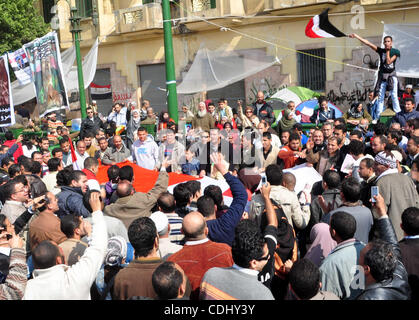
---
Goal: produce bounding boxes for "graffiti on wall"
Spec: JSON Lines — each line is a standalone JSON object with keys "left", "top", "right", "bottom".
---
{"left": 248, "top": 78, "right": 287, "bottom": 104}
{"left": 327, "top": 80, "right": 375, "bottom": 106}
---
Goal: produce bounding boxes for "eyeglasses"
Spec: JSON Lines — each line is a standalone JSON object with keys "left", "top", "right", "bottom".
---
{"left": 202, "top": 135, "right": 209, "bottom": 138}
{"left": 256, "top": 252, "right": 270, "bottom": 261}
{"left": 13, "top": 185, "right": 29, "bottom": 194}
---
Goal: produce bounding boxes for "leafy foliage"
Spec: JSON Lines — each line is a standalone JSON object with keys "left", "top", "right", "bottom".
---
{"left": 0, "top": 0, "right": 50, "bottom": 54}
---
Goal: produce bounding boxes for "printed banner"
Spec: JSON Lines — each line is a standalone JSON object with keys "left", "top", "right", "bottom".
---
{"left": 24, "top": 32, "right": 69, "bottom": 117}
{"left": 0, "top": 55, "right": 15, "bottom": 127}
{"left": 8, "top": 48, "right": 32, "bottom": 85}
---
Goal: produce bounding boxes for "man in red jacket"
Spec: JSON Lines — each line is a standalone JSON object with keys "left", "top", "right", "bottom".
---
{"left": 3, "top": 132, "right": 23, "bottom": 163}
{"left": 278, "top": 132, "right": 305, "bottom": 169}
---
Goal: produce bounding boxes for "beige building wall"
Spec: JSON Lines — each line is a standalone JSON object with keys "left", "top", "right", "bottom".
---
{"left": 51, "top": 0, "right": 419, "bottom": 111}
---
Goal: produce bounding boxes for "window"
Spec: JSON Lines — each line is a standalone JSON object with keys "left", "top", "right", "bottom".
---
{"left": 76, "top": 0, "right": 93, "bottom": 18}
{"left": 405, "top": 77, "right": 419, "bottom": 87}
{"left": 138, "top": 64, "right": 167, "bottom": 114}
{"left": 42, "top": 0, "right": 55, "bottom": 23}
{"left": 192, "top": 0, "right": 216, "bottom": 12}
{"left": 297, "top": 48, "right": 326, "bottom": 92}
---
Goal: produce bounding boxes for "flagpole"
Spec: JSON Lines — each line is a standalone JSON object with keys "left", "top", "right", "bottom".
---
{"left": 69, "top": 5, "right": 87, "bottom": 120}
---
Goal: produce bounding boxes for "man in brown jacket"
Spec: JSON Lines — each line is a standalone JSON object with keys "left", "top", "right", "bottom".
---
{"left": 29, "top": 192, "right": 67, "bottom": 250}
{"left": 113, "top": 217, "right": 163, "bottom": 300}
{"left": 103, "top": 166, "right": 169, "bottom": 229}
{"left": 191, "top": 102, "right": 215, "bottom": 133}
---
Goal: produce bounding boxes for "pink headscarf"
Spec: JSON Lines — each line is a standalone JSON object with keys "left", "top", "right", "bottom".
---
{"left": 304, "top": 223, "right": 337, "bottom": 267}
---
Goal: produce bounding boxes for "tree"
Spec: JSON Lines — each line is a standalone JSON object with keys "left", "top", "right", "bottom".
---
{"left": 0, "top": 0, "right": 50, "bottom": 54}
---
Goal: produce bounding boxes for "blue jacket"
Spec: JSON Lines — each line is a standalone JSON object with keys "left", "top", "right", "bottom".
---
{"left": 207, "top": 173, "right": 247, "bottom": 246}
{"left": 56, "top": 186, "right": 91, "bottom": 218}
{"left": 0, "top": 143, "right": 18, "bottom": 164}
{"left": 310, "top": 108, "right": 336, "bottom": 124}
{"left": 392, "top": 110, "right": 419, "bottom": 128}
{"left": 181, "top": 158, "right": 200, "bottom": 176}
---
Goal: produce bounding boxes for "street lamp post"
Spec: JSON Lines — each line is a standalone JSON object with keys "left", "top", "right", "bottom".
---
{"left": 69, "top": 6, "right": 87, "bottom": 119}
{"left": 162, "top": 0, "right": 178, "bottom": 123}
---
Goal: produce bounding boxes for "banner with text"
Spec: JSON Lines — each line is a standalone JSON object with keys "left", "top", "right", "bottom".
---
{"left": 0, "top": 55, "right": 15, "bottom": 127}
{"left": 24, "top": 32, "right": 69, "bottom": 117}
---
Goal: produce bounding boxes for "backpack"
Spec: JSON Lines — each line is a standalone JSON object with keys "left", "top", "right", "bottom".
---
{"left": 261, "top": 199, "right": 298, "bottom": 280}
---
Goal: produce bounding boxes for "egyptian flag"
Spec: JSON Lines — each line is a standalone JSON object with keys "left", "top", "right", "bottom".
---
{"left": 305, "top": 9, "right": 346, "bottom": 38}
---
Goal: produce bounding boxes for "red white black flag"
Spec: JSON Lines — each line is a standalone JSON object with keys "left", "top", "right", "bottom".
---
{"left": 305, "top": 9, "right": 346, "bottom": 38}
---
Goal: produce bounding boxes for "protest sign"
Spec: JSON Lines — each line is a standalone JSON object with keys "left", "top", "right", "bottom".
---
{"left": 0, "top": 55, "right": 15, "bottom": 127}
{"left": 24, "top": 32, "right": 69, "bottom": 117}
{"left": 8, "top": 48, "right": 32, "bottom": 85}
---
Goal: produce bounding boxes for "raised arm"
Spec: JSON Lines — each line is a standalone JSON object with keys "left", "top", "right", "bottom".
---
{"left": 349, "top": 33, "right": 378, "bottom": 52}
{"left": 261, "top": 182, "right": 278, "bottom": 228}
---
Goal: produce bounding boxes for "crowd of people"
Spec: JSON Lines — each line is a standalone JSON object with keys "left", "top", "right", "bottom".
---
{"left": 0, "top": 76, "right": 418, "bottom": 301}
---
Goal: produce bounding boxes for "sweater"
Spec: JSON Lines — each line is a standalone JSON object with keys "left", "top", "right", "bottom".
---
{"left": 191, "top": 113, "right": 216, "bottom": 132}
{"left": 23, "top": 210, "right": 108, "bottom": 300}
{"left": 200, "top": 264, "right": 275, "bottom": 300}
{"left": 206, "top": 173, "right": 247, "bottom": 246}
{"left": 0, "top": 248, "right": 27, "bottom": 300}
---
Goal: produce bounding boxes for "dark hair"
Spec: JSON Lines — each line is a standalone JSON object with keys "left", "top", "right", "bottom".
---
{"left": 70, "top": 170, "right": 86, "bottom": 186}
{"left": 374, "top": 134, "right": 388, "bottom": 145}
{"left": 3, "top": 179, "right": 21, "bottom": 200}
{"left": 289, "top": 132, "right": 301, "bottom": 143}
{"left": 341, "top": 177, "right": 361, "bottom": 202}
{"left": 157, "top": 192, "right": 176, "bottom": 213}
{"left": 323, "top": 170, "right": 341, "bottom": 189}
{"left": 20, "top": 157, "right": 33, "bottom": 172}
{"left": 84, "top": 157, "right": 99, "bottom": 170}
{"left": 373, "top": 123, "right": 388, "bottom": 136}
{"left": 330, "top": 211, "right": 356, "bottom": 241}
{"left": 59, "top": 136, "right": 70, "bottom": 145}
{"left": 262, "top": 131, "right": 272, "bottom": 140}
{"left": 47, "top": 158, "right": 62, "bottom": 172}
{"left": 347, "top": 140, "right": 364, "bottom": 157}
{"left": 31, "top": 151, "right": 42, "bottom": 160}
{"left": 334, "top": 123, "right": 347, "bottom": 134}
{"left": 159, "top": 111, "right": 170, "bottom": 123}
{"left": 60, "top": 214, "right": 82, "bottom": 238}
{"left": 137, "top": 126, "right": 147, "bottom": 133}
{"left": 0, "top": 214, "right": 7, "bottom": 231}
{"left": 128, "top": 217, "right": 157, "bottom": 258}
{"left": 32, "top": 240, "right": 60, "bottom": 269}
{"left": 30, "top": 161, "right": 42, "bottom": 175}
{"left": 173, "top": 183, "right": 191, "bottom": 208}
{"left": 318, "top": 96, "right": 327, "bottom": 105}
{"left": 404, "top": 97, "right": 415, "bottom": 105}
{"left": 5, "top": 131, "right": 14, "bottom": 141}
{"left": 401, "top": 207, "right": 419, "bottom": 236}
{"left": 1, "top": 156, "right": 13, "bottom": 168}
{"left": 119, "top": 165, "right": 134, "bottom": 182}
{"left": 265, "top": 164, "right": 283, "bottom": 186}
{"left": 107, "top": 165, "right": 120, "bottom": 182}
{"left": 83, "top": 131, "right": 95, "bottom": 139}
{"left": 203, "top": 185, "right": 223, "bottom": 208}
{"left": 51, "top": 147, "right": 63, "bottom": 157}
{"left": 364, "top": 239, "right": 397, "bottom": 282}
{"left": 384, "top": 35, "right": 393, "bottom": 41}
{"left": 231, "top": 220, "right": 264, "bottom": 268}
{"left": 26, "top": 175, "right": 47, "bottom": 199}
{"left": 388, "top": 130, "right": 402, "bottom": 144}
{"left": 361, "top": 157, "right": 375, "bottom": 169}
{"left": 82, "top": 189, "right": 101, "bottom": 213}
{"left": 56, "top": 167, "right": 73, "bottom": 187}
{"left": 350, "top": 130, "right": 363, "bottom": 140}
{"left": 8, "top": 164, "right": 21, "bottom": 179}
{"left": 409, "top": 135, "right": 419, "bottom": 146}
{"left": 197, "top": 195, "right": 215, "bottom": 218}
{"left": 184, "top": 180, "right": 201, "bottom": 198}
{"left": 152, "top": 261, "right": 183, "bottom": 300}
{"left": 289, "top": 259, "right": 320, "bottom": 300}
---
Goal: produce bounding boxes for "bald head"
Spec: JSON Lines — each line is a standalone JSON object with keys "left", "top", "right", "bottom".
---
{"left": 282, "top": 172, "right": 296, "bottom": 191}
{"left": 116, "top": 180, "right": 133, "bottom": 198}
{"left": 181, "top": 212, "right": 207, "bottom": 240}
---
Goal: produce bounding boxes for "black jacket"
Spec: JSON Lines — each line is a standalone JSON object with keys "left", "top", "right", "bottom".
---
{"left": 80, "top": 116, "right": 104, "bottom": 139}
{"left": 199, "top": 141, "right": 235, "bottom": 175}
{"left": 357, "top": 217, "right": 411, "bottom": 300}
{"left": 252, "top": 101, "right": 275, "bottom": 125}
{"left": 399, "top": 237, "right": 419, "bottom": 300}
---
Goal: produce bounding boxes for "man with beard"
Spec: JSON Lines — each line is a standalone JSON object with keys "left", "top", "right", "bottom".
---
{"left": 192, "top": 102, "right": 216, "bottom": 133}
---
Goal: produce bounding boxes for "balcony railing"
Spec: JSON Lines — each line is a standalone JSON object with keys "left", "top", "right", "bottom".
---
{"left": 116, "top": 3, "right": 163, "bottom": 34}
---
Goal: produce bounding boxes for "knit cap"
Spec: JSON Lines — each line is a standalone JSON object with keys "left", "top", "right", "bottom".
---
{"left": 105, "top": 236, "right": 127, "bottom": 266}
{"left": 375, "top": 151, "right": 397, "bottom": 169}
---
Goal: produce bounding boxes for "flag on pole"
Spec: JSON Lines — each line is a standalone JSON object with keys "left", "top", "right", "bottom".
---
{"left": 305, "top": 9, "right": 346, "bottom": 38}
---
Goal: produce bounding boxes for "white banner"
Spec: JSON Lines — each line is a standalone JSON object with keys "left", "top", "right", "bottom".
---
{"left": 8, "top": 48, "right": 32, "bottom": 85}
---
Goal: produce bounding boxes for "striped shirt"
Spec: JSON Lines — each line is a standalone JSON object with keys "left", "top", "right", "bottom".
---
{"left": 165, "top": 212, "right": 184, "bottom": 245}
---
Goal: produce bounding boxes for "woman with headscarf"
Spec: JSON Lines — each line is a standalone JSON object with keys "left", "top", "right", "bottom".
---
{"left": 125, "top": 108, "right": 142, "bottom": 150}
{"left": 277, "top": 109, "right": 296, "bottom": 134}
{"left": 343, "top": 101, "right": 372, "bottom": 125}
{"left": 238, "top": 168, "right": 262, "bottom": 219}
{"left": 304, "top": 223, "right": 337, "bottom": 267}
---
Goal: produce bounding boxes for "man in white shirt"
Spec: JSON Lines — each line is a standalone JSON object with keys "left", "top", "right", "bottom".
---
{"left": 73, "top": 140, "right": 89, "bottom": 170}
{"left": 107, "top": 103, "right": 127, "bottom": 127}
{"left": 23, "top": 192, "right": 107, "bottom": 300}
{"left": 131, "top": 127, "right": 159, "bottom": 170}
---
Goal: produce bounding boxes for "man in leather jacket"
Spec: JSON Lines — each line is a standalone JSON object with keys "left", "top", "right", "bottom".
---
{"left": 357, "top": 193, "right": 411, "bottom": 300}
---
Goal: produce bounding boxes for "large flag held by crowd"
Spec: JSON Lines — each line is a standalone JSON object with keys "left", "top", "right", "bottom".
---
{"left": 23, "top": 32, "right": 69, "bottom": 117}
{"left": 0, "top": 55, "right": 15, "bottom": 127}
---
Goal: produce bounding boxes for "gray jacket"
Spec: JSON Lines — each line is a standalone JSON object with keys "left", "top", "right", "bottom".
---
{"left": 101, "top": 144, "right": 131, "bottom": 165}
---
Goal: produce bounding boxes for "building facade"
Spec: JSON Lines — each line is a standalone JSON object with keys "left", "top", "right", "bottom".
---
{"left": 37, "top": 0, "right": 419, "bottom": 116}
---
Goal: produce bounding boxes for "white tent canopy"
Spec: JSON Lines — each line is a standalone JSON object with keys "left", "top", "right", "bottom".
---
{"left": 383, "top": 24, "right": 419, "bottom": 78}
{"left": 12, "top": 38, "right": 99, "bottom": 106}
{"left": 177, "top": 44, "right": 279, "bottom": 94}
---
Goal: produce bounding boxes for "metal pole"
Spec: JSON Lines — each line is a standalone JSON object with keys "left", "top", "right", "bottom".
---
{"left": 162, "top": 0, "right": 178, "bottom": 123}
{"left": 70, "top": 6, "right": 87, "bottom": 119}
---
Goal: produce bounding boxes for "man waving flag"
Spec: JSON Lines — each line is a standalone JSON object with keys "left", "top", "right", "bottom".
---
{"left": 305, "top": 9, "right": 346, "bottom": 38}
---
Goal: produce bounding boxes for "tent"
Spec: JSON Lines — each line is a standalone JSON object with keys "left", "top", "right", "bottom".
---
{"left": 177, "top": 44, "right": 279, "bottom": 94}
{"left": 296, "top": 99, "right": 343, "bottom": 123}
{"left": 270, "top": 86, "right": 322, "bottom": 105}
